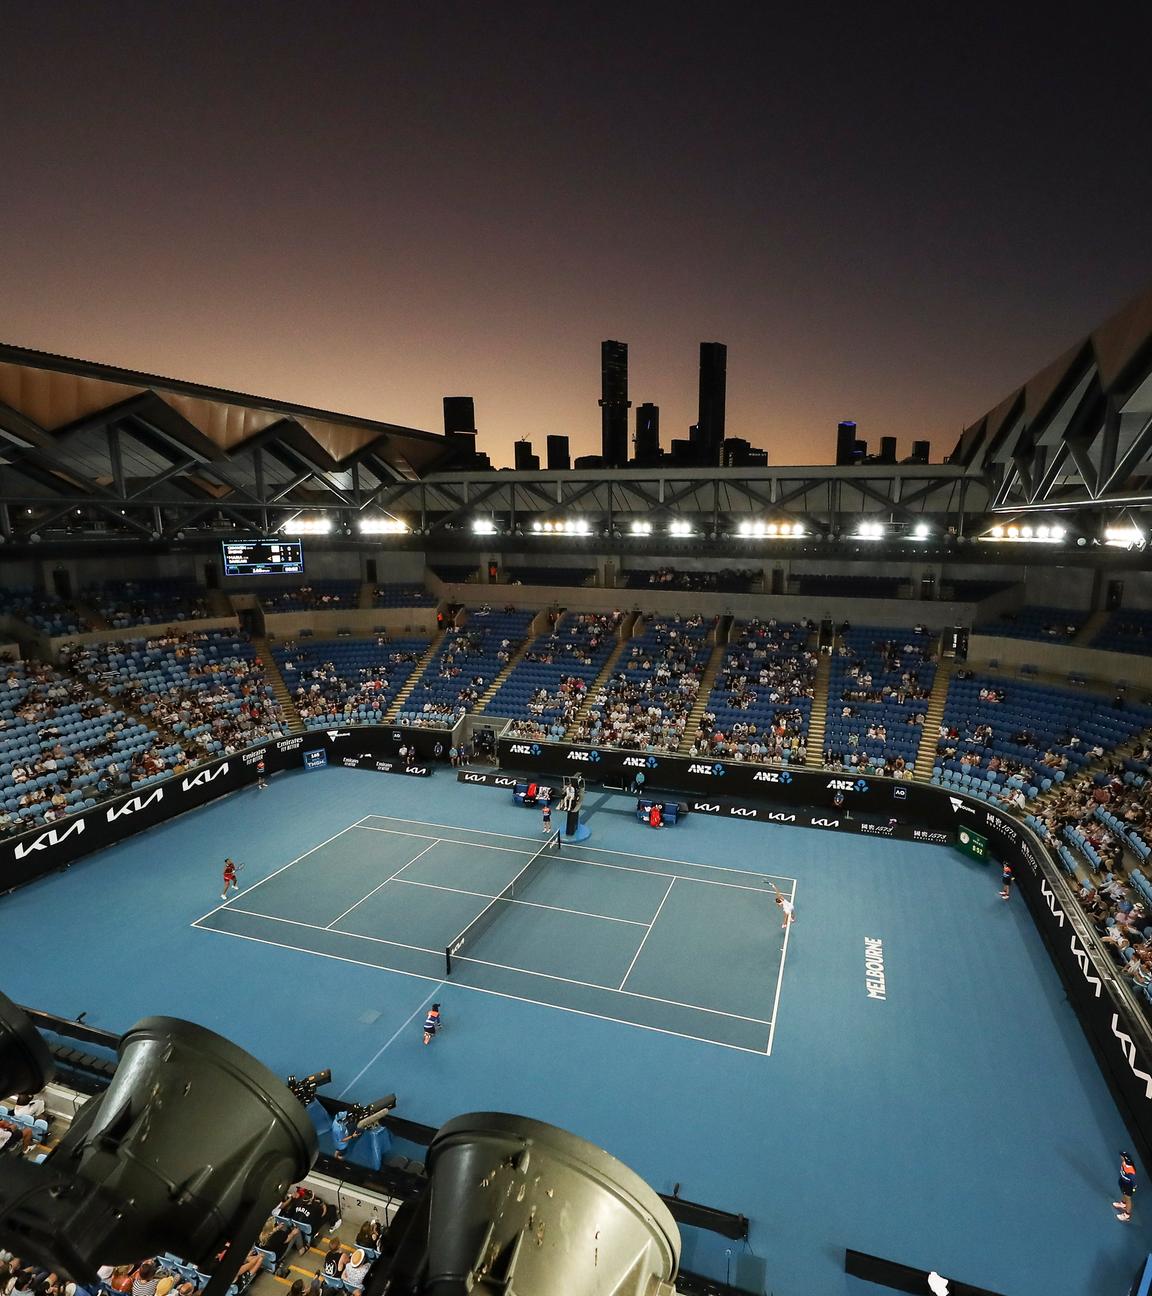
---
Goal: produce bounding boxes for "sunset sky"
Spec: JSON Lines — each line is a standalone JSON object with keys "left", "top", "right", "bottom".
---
{"left": 2, "top": 4, "right": 1149, "bottom": 467}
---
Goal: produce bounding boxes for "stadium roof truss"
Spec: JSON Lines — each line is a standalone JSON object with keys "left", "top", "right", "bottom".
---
{"left": 0, "top": 285, "right": 1150, "bottom": 549}
{"left": 0, "top": 344, "right": 452, "bottom": 542}
{"left": 948, "top": 284, "right": 1152, "bottom": 524}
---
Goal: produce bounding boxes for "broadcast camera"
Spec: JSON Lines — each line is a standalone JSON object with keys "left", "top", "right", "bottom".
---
{"left": 286, "top": 1068, "right": 333, "bottom": 1106}
{"left": 344, "top": 1093, "right": 398, "bottom": 1133}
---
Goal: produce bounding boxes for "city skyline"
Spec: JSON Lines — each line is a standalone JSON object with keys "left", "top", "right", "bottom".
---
{"left": 0, "top": 7, "right": 1148, "bottom": 469}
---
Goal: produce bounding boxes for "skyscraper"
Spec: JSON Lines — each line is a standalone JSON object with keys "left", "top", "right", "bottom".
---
{"left": 835, "top": 420, "right": 858, "bottom": 466}
{"left": 442, "top": 396, "right": 476, "bottom": 436}
{"left": 599, "top": 340, "right": 630, "bottom": 468}
{"left": 514, "top": 439, "right": 540, "bottom": 471}
{"left": 634, "top": 403, "right": 661, "bottom": 466}
{"left": 546, "top": 434, "right": 571, "bottom": 470}
{"left": 696, "top": 342, "right": 727, "bottom": 467}
{"left": 877, "top": 436, "right": 898, "bottom": 464}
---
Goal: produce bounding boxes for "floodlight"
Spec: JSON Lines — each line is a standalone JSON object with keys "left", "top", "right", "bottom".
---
{"left": 0, "top": 989, "right": 53, "bottom": 1098}
{"left": 0, "top": 1009, "right": 317, "bottom": 1296}
{"left": 376, "top": 1112, "right": 680, "bottom": 1296}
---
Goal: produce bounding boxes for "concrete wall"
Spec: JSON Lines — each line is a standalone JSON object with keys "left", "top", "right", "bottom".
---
{"left": 262, "top": 608, "right": 438, "bottom": 641}
{"left": 967, "top": 633, "right": 1152, "bottom": 692}
{"left": 435, "top": 581, "right": 980, "bottom": 629}
{"left": 44, "top": 617, "right": 242, "bottom": 658}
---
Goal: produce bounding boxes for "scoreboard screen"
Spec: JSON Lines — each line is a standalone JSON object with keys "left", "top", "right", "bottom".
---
{"left": 221, "top": 538, "right": 305, "bottom": 577}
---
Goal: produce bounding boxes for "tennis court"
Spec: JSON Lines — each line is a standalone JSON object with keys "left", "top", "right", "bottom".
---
{"left": 192, "top": 813, "right": 795, "bottom": 1052}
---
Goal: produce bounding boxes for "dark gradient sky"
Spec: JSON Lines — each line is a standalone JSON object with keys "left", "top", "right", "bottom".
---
{"left": 2, "top": 4, "right": 1150, "bottom": 467}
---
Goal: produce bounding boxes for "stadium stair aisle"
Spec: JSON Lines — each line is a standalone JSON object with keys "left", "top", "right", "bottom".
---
{"left": 474, "top": 609, "right": 560, "bottom": 714}
{"left": 1073, "top": 607, "right": 1110, "bottom": 645}
{"left": 564, "top": 613, "right": 637, "bottom": 737}
{"left": 255, "top": 636, "right": 305, "bottom": 734}
{"left": 384, "top": 626, "right": 448, "bottom": 722}
{"left": 804, "top": 651, "right": 832, "bottom": 759}
{"left": 676, "top": 620, "right": 732, "bottom": 753}
{"left": 914, "top": 656, "right": 954, "bottom": 778}
{"left": 358, "top": 582, "right": 373, "bottom": 609}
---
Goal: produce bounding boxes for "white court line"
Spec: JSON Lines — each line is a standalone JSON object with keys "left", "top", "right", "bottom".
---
{"left": 325, "top": 841, "right": 439, "bottom": 929}
{"left": 199, "top": 906, "right": 772, "bottom": 1025}
{"left": 196, "top": 906, "right": 446, "bottom": 955}
{"left": 357, "top": 829, "right": 541, "bottom": 860}
{"left": 358, "top": 821, "right": 784, "bottom": 894}
{"left": 765, "top": 879, "right": 796, "bottom": 1057}
{"left": 191, "top": 921, "right": 771, "bottom": 1056}
{"left": 360, "top": 814, "right": 795, "bottom": 885}
{"left": 339, "top": 986, "right": 443, "bottom": 1096}
{"left": 191, "top": 818, "right": 369, "bottom": 925}
{"left": 617, "top": 878, "right": 675, "bottom": 991}
{"left": 385, "top": 876, "right": 649, "bottom": 926}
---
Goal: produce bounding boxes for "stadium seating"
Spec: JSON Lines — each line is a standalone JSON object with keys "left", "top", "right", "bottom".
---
{"left": 0, "top": 589, "right": 92, "bottom": 636}
{"left": 0, "top": 660, "right": 166, "bottom": 833}
{"left": 370, "top": 583, "right": 434, "bottom": 607}
{"left": 1092, "top": 607, "right": 1152, "bottom": 656}
{"left": 81, "top": 579, "right": 210, "bottom": 627}
{"left": 985, "top": 605, "right": 1084, "bottom": 643}
{"left": 823, "top": 627, "right": 935, "bottom": 774}
{"left": 273, "top": 637, "right": 428, "bottom": 727}
{"left": 65, "top": 631, "right": 285, "bottom": 769}
{"left": 932, "top": 675, "right": 1152, "bottom": 802}
{"left": 262, "top": 581, "right": 361, "bottom": 611}
{"left": 691, "top": 619, "right": 816, "bottom": 763}
{"left": 574, "top": 615, "right": 715, "bottom": 752}
{"left": 505, "top": 566, "right": 594, "bottom": 587}
{"left": 624, "top": 567, "right": 755, "bottom": 592}
{"left": 484, "top": 612, "right": 623, "bottom": 739}
{"left": 397, "top": 608, "right": 535, "bottom": 727}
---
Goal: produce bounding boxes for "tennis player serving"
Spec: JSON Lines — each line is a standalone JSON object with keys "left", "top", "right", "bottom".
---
{"left": 771, "top": 884, "right": 795, "bottom": 929}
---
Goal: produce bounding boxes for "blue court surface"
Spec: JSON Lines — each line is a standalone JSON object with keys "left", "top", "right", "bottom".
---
{"left": 194, "top": 815, "right": 794, "bottom": 1052}
{"left": 1, "top": 764, "right": 1147, "bottom": 1295}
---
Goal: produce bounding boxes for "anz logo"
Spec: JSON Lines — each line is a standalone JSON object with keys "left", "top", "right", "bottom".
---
{"left": 105, "top": 788, "right": 165, "bottom": 822}
{"left": 622, "top": 756, "right": 659, "bottom": 769}
{"left": 567, "top": 749, "right": 601, "bottom": 762}
{"left": 508, "top": 743, "right": 541, "bottom": 756}
{"left": 13, "top": 818, "right": 87, "bottom": 858}
{"left": 688, "top": 762, "right": 726, "bottom": 776}
{"left": 182, "top": 763, "right": 229, "bottom": 791}
{"left": 826, "top": 778, "right": 869, "bottom": 793}
{"left": 752, "top": 770, "right": 793, "bottom": 784}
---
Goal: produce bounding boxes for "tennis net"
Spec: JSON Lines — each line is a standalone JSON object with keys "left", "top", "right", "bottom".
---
{"left": 444, "top": 830, "right": 561, "bottom": 975}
